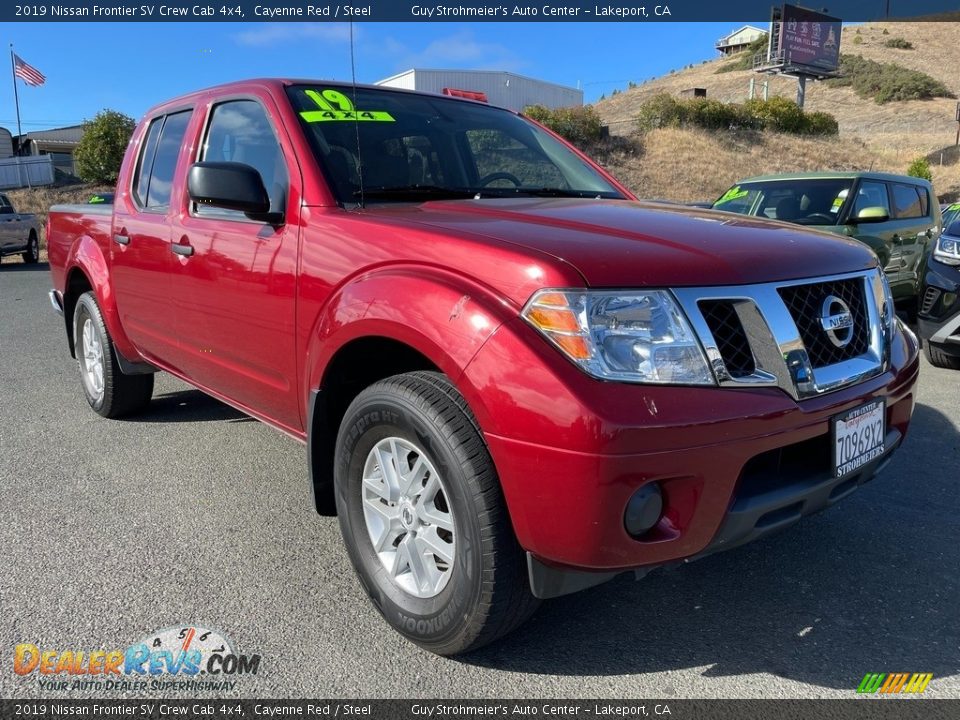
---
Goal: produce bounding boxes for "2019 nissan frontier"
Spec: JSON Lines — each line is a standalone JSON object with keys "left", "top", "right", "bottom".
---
{"left": 46, "top": 80, "right": 920, "bottom": 654}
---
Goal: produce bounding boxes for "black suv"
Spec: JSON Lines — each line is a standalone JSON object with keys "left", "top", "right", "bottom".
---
{"left": 918, "top": 212, "right": 960, "bottom": 369}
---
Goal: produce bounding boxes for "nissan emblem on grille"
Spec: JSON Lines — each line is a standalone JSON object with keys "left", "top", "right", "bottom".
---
{"left": 820, "top": 295, "right": 855, "bottom": 349}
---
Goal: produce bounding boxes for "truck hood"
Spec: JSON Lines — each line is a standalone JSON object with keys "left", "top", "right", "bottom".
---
{"left": 363, "top": 198, "right": 877, "bottom": 287}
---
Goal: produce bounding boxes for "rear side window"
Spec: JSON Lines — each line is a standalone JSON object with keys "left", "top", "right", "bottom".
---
{"left": 132, "top": 110, "right": 192, "bottom": 211}
{"left": 132, "top": 118, "right": 163, "bottom": 206}
{"left": 890, "top": 183, "right": 925, "bottom": 220}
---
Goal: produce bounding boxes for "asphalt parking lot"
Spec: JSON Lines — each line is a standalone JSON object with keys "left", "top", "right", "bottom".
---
{"left": 1, "top": 263, "right": 958, "bottom": 699}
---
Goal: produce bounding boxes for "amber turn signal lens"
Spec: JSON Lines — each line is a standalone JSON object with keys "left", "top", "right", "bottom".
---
{"left": 526, "top": 306, "right": 580, "bottom": 333}
{"left": 553, "top": 334, "right": 591, "bottom": 360}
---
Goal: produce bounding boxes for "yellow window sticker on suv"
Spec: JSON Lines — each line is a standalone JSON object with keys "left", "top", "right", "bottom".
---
{"left": 717, "top": 186, "right": 748, "bottom": 203}
{"left": 300, "top": 89, "right": 395, "bottom": 123}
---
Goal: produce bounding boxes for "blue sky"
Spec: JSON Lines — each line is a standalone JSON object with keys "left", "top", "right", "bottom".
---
{"left": 0, "top": 21, "right": 766, "bottom": 131}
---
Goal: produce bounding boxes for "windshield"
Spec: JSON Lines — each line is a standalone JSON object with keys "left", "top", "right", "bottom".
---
{"left": 712, "top": 178, "right": 855, "bottom": 225}
{"left": 286, "top": 85, "right": 623, "bottom": 204}
{"left": 943, "top": 203, "right": 960, "bottom": 230}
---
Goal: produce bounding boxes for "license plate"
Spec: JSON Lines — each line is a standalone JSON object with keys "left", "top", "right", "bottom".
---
{"left": 832, "top": 400, "right": 886, "bottom": 479}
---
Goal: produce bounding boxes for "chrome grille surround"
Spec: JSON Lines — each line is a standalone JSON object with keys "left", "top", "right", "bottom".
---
{"left": 673, "top": 269, "right": 892, "bottom": 401}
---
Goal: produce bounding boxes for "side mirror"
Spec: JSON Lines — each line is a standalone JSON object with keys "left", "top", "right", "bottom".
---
{"left": 849, "top": 206, "right": 889, "bottom": 224}
{"left": 187, "top": 161, "right": 282, "bottom": 223}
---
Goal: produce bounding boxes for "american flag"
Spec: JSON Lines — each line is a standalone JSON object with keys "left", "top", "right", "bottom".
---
{"left": 13, "top": 54, "right": 45, "bottom": 87}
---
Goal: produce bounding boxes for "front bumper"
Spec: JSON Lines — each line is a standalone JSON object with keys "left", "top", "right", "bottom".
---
{"left": 917, "top": 259, "right": 960, "bottom": 351}
{"left": 459, "top": 317, "right": 919, "bottom": 594}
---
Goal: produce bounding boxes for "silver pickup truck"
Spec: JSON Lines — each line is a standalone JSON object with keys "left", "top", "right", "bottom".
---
{"left": 0, "top": 192, "right": 40, "bottom": 264}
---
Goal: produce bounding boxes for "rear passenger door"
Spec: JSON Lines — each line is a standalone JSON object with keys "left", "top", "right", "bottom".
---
{"left": 111, "top": 110, "right": 192, "bottom": 364}
{"left": 168, "top": 96, "right": 301, "bottom": 431}
{"left": 888, "top": 181, "right": 935, "bottom": 299}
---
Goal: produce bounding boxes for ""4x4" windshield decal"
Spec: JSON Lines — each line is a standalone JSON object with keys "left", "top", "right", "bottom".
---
{"left": 300, "top": 89, "right": 395, "bottom": 123}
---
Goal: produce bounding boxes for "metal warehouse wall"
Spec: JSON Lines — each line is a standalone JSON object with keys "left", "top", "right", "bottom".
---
{"left": 377, "top": 70, "right": 583, "bottom": 111}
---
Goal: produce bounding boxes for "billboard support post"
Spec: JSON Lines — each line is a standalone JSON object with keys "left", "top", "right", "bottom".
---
{"left": 796, "top": 76, "right": 807, "bottom": 108}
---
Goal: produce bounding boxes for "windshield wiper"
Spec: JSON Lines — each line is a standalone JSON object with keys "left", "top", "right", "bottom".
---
{"left": 354, "top": 185, "right": 477, "bottom": 201}
{"left": 478, "top": 187, "right": 614, "bottom": 199}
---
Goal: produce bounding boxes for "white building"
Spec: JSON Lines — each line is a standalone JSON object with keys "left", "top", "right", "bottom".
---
{"left": 716, "top": 26, "right": 768, "bottom": 56}
{"left": 376, "top": 69, "right": 583, "bottom": 111}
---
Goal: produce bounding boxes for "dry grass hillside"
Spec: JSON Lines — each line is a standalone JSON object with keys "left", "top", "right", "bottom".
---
{"left": 594, "top": 21, "right": 960, "bottom": 202}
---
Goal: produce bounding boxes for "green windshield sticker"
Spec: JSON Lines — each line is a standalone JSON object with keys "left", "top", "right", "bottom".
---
{"left": 949, "top": 203, "right": 960, "bottom": 211}
{"left": 300, "top": 89, "right": 395, "bottom": 123}
{"left": 717, "top": 186, "right": 748, "bottom": 204}
{"left": 89, "top": 195, "right": 105, "bottom": 204}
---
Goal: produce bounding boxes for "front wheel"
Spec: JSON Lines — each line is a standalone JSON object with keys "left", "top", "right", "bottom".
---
{"left": 924, "top": 342, "right": 960, "bottom": 370}
{"left": 334, "top": 371, "right": 537, "bottom": 655}
{"left": 73, "top": 292, "right": 154, "bottom": 418}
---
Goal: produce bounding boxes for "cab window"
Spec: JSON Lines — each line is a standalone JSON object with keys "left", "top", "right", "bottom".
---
{"left": 132, "top": 110, "right": 191, "bottom": 211}
{"left": 196, "top": 99, "right": 288, "bottom": 219}
{"left": 851, "top": 181, "right": 891, "bottom": 217}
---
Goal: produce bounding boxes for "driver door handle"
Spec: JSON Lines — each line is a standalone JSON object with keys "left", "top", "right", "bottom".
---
{"left": 171, "top": 242, "right": 194, "bottom": 257}
{"left": 113, "top": 233, "right": 130, "bottom": 245}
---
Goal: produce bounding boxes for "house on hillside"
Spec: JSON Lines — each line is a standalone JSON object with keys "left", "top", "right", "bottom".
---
{"left": 716, "top": 26, "right": 768, "bottom": 56}
{"left": 376, "top": 69, "right": 582, "bottom": 111}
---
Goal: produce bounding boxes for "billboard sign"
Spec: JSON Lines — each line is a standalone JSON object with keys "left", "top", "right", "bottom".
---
{"left": 779, "top": 4, "right": 842, "bottom": 73}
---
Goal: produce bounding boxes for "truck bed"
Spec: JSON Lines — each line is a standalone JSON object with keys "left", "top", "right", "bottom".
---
{"left": 47, "top": 203, "right": 113, "bottom": 293}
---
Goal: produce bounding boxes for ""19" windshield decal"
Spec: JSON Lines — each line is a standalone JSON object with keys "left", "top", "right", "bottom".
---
{"left": 300, "top": 89, "right": 395, "bottom": 123}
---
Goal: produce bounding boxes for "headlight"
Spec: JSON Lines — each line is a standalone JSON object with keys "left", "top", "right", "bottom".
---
{"left": 872, "top": 270, "right": 897, "bottom": 345}
{"left": 521, "top": 289, "right": 714, "bottom": 385}
{"left": 933, "top": 232, "right": 960, "bottom": 266}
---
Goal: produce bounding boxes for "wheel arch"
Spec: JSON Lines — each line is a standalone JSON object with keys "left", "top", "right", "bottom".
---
{"left": 62, "top": 235, "right": 140, "bottom": 362}
{"left": 303, "top": 269, "right": 515, "bottom": 515}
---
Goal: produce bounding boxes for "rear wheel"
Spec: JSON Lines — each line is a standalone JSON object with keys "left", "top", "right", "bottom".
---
{"left": 73, "top": 292, "right": 154, "bottom": 418}
{"left": 924, "top": 342, "right": 960, "bottom": 370}
{"left": 334, "top": 371, "right": 537, "bottom": 655}
{"left": 22, "top": 233, "right": 39, "bottom": 264}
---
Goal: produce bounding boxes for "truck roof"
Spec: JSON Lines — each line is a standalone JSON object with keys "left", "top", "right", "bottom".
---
{"left": 144, "top": 77, "right": 509, "bottom": 118}
{"left": 734, "top": 170, "right": 933, "bottom": 187}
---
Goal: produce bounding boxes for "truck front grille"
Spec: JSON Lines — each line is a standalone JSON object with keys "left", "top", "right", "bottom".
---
{"left": 778, "top": 278, "right": 869, "bottom": 368}
{"left": 698, "top": 301, "right": 756, "bottom": 378}
{"left": 673, "top": 270, "right": 890, "bottom": 401}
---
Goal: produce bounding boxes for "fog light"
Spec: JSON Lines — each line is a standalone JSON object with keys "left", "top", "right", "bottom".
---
{"left": 624, "top": 483, "right": 663, "bottom": 538}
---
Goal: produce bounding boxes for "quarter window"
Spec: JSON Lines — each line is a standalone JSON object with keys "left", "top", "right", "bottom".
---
{"left": 132, "top": 118, "right": 162, "bottom": 206}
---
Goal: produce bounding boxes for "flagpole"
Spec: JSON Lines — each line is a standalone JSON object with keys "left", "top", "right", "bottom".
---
{"left": 9, "top": 43, "right": 29, "bottom": 188}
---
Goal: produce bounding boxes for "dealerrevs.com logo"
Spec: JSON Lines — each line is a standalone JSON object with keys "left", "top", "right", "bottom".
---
{"left": 14, "top": 626, "right": 260, "bottom": 692}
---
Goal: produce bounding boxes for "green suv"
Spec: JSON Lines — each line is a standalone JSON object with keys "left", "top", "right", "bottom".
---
{"left": 713, "top": 172, "right": 941, "bottom": 311}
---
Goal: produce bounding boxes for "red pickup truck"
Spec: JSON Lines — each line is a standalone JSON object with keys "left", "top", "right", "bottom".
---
{"left": 47, "top": 79, "right": 920, "bottom": 655}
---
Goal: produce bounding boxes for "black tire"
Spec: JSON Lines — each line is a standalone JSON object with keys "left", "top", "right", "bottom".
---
{"left": 924, "top": 342, "right": 960, "bottom": 370}
{"left": 334, "top": 371, "right": 538, "bottom": 655}
{"left": 73, "top": 291, "right": 154, "bottom": 418}
{"left": 22, "top": 232, "right": 39, "bottom": 264}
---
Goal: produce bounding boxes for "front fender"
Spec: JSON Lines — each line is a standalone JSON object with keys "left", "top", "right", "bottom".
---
{"left": 65, "top": 235, "right": 140, "bottom": 362}
{"left": 304, "top": 266, "right": 516, "bottom": 399}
